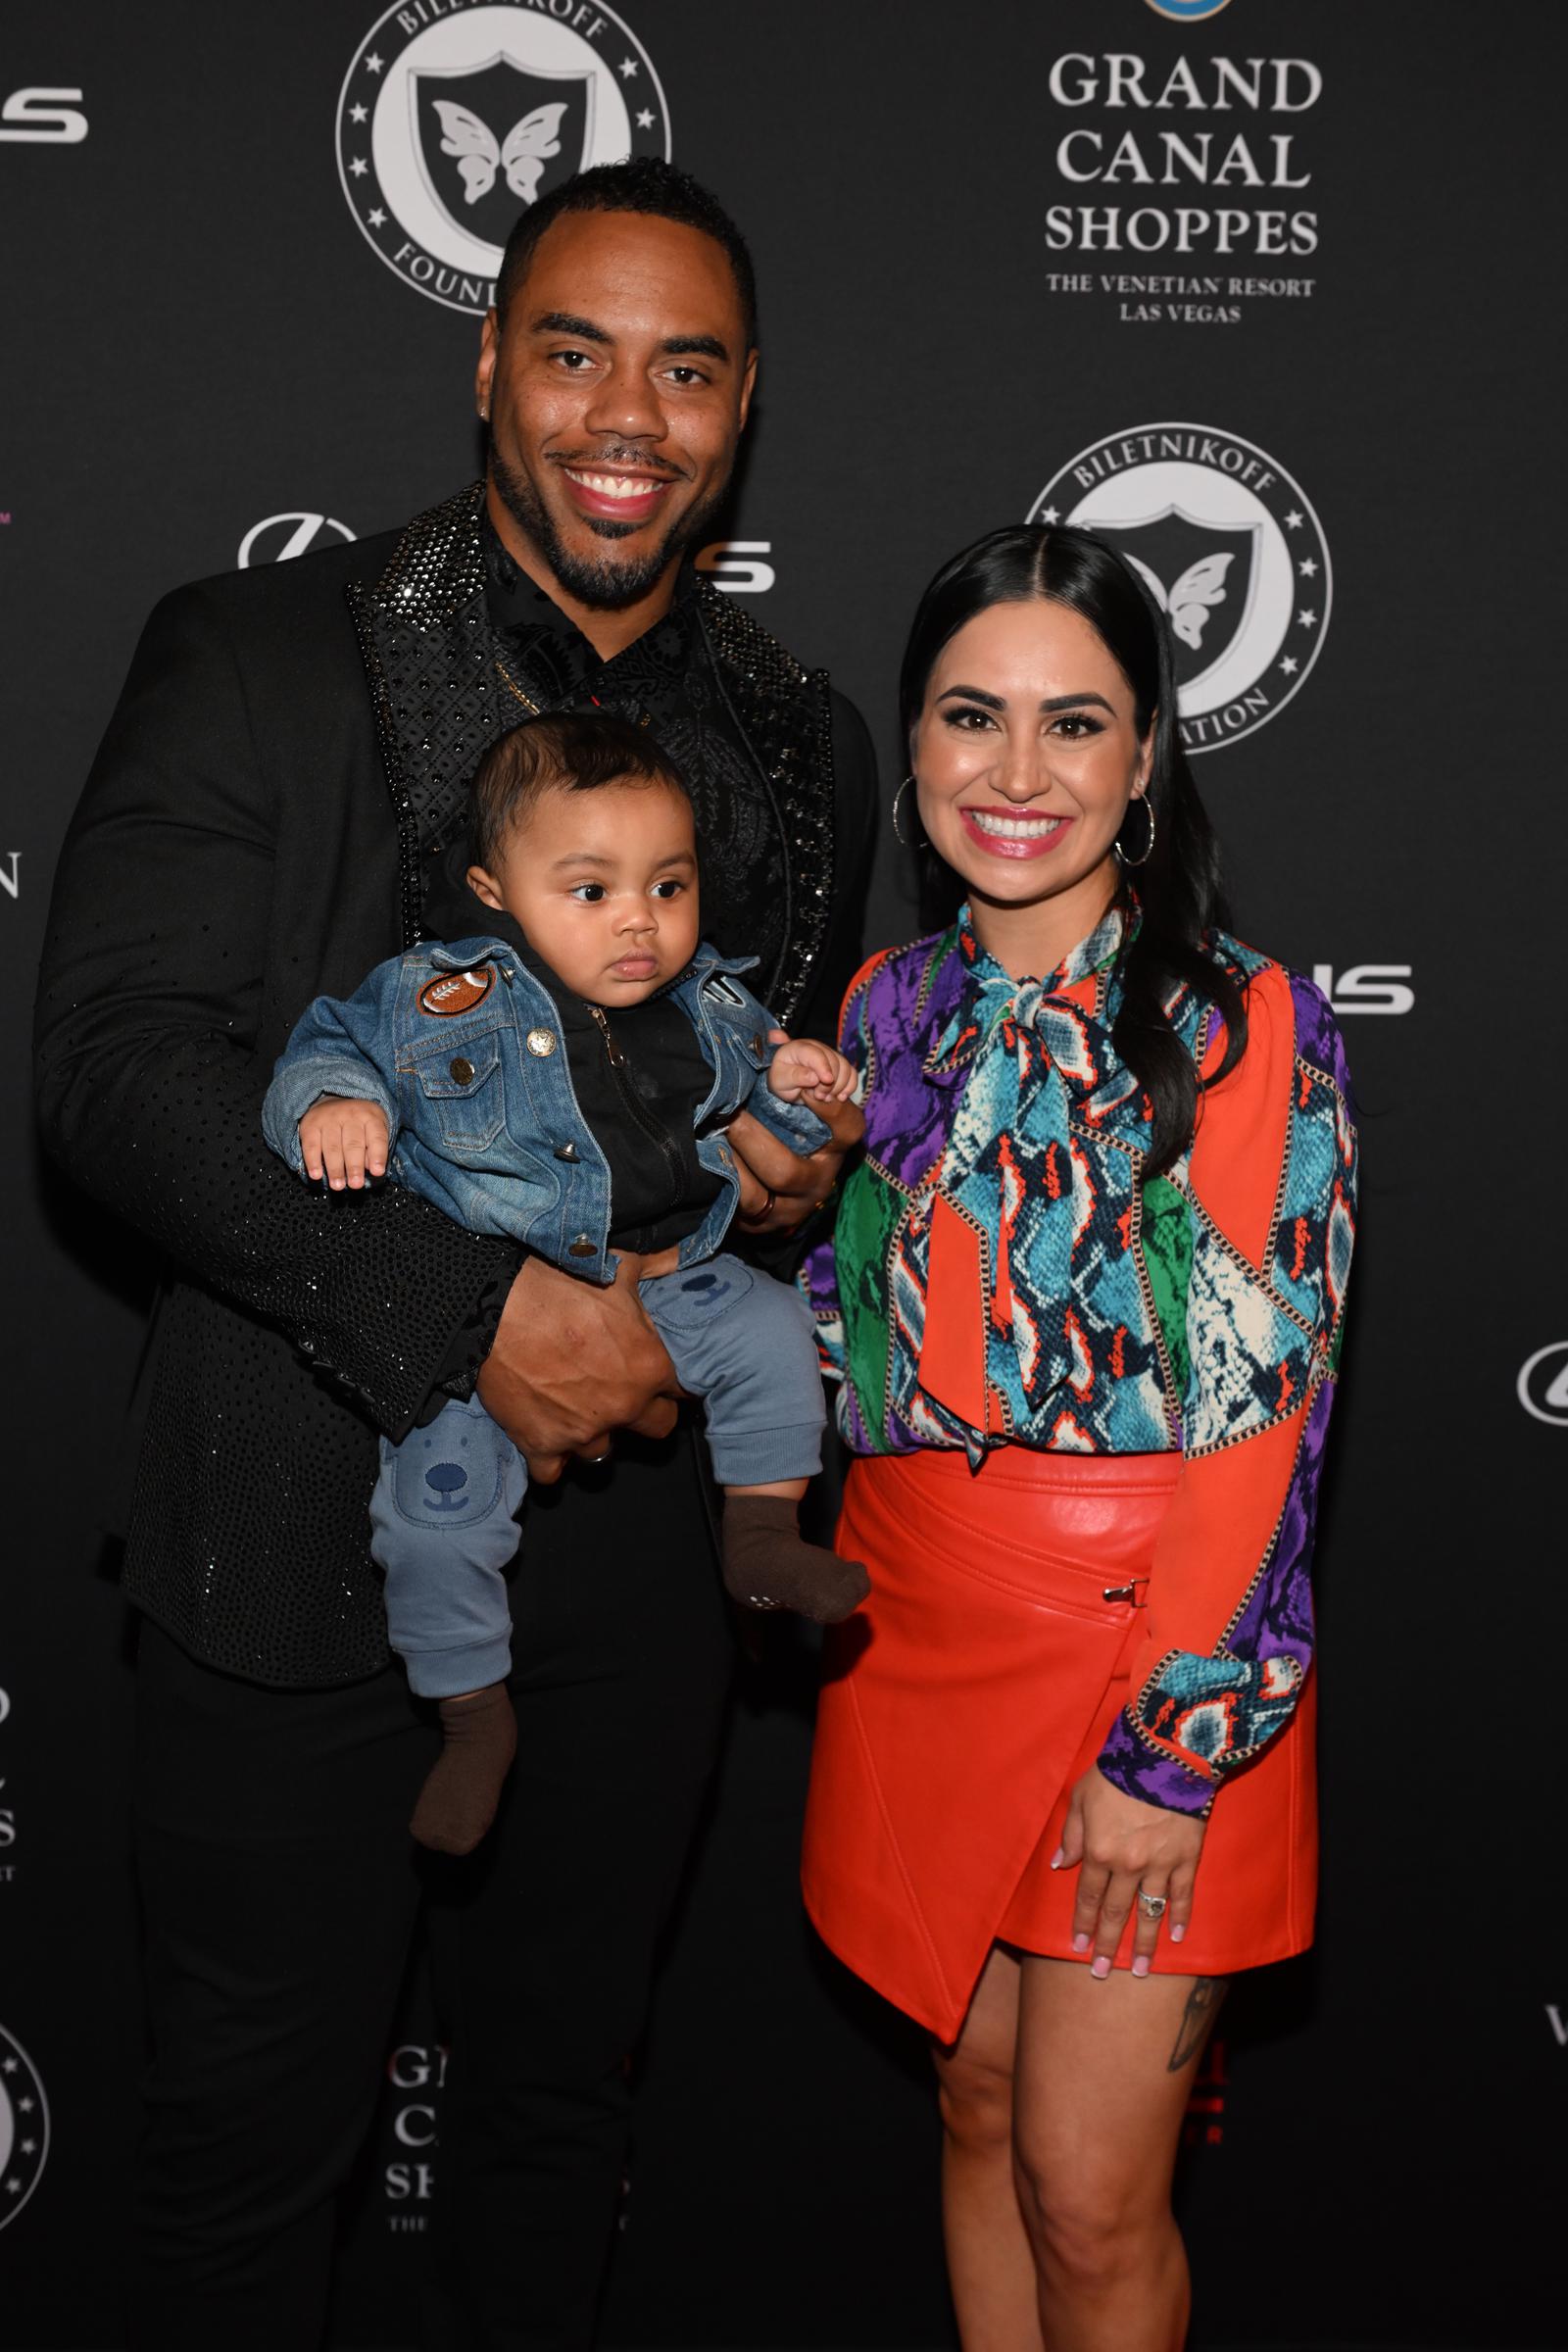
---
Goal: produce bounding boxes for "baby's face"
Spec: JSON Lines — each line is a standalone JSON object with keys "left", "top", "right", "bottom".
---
{"left": 467, "top": 777, "right": 701, "bottom": 1005}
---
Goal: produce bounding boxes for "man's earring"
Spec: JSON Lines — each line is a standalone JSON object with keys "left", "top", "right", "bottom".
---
{"left": 892, "top": 775, "right": 917, "bottom": 847}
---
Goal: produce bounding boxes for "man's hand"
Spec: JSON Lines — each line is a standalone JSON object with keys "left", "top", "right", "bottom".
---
{"left": 299, "top": 1096, "right": 389, "bottom": 1191}
{"left": 729, "top": 1032, "right": 863, "bottom": 1236}
{"left": 475, "top": 1252, "right": 679, "bottom": 1484}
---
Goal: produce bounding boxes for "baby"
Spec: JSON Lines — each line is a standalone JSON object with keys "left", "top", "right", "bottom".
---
{"left": 263, "top": 712, "right": 867, "bottom": 1854}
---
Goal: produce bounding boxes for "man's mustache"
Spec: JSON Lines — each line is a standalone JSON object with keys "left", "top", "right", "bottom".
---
{"left": 548, "top": 446, "right": 691, "bottom": 482}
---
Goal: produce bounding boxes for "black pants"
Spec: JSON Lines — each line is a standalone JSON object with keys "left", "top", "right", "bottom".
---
{"left": 128, "top": 1430, "right": 732, "bottom": 2352}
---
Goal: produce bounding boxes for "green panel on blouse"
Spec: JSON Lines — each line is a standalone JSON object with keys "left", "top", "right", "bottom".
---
{"left": 838, "top": 1165, "right": 907, "bottom": 1432}
{"left": 1140, "top": 1173, "right": 1193, "bottom": 1402}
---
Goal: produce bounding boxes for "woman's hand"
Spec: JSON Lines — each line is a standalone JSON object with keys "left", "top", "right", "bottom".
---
{"left": 1055, "top": 1764, "right": 1206, "bottom": 1979}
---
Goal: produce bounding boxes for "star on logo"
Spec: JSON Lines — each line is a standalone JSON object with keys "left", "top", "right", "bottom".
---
{"left": 20, "top": 2140, "right": 36, "bottom": 2157}
{"left": 365, "top": 53, "right": 385, "bottom": 75}
{"left": 350, "top": 103, "right": 368, "bottom": 124}
{"left": 1298, "top": 609, "right": 1318, "bottom": 629}
{"left": 5, "top": 2180, "right": 20, "bottom": 2197}
{"left": 2, "top": 2058, "right": 17, "bottom": 2076}
{"left": 368, "top": 208, "right": 387, "bottom": 229}
{"left": 1038, "top": 507, "right": 1060, "bottom": 525}
{"left": 1298, "top": 557, "right": 1318, "bottom": 577}
{"left": 1279, "top": 655, "right": 1299, "bottom": 676}
{"left": 17, "top": 2097, "right": 33, "bottom": 2114}
{"left": 636, "top": 109, "right": 655, "bottom": 128}
{"left": 350, "top": 157, "right": 368, "bottom": 178}
{"left": 1284, "top": 509, "right": 1303, "bottom": 530}
{"left": 618, "top": 56, "right": 640, "bottom": 78}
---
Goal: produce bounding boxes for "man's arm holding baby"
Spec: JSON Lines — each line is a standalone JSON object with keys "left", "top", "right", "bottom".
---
{"left": 270, "top": 1074, "right": 683, "bottom": 1484}
{"left": 491, "top": 1033, "right": 864, "bottom": 1481}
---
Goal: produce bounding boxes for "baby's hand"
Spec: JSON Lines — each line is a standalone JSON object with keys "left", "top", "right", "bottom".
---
{"left": 766, "top": 1033, "right": 858, "bottom": 1106}
{"left": 299, "top": 1096, "right": 390, "bottom": 1191}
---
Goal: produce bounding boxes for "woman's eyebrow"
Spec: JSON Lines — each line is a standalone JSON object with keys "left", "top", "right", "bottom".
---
{"left": 935, "top": 686, "right": 1115, "bottom": 714}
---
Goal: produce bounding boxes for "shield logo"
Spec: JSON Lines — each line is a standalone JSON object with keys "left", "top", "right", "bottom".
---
{"left": 1092, "top": 507, "right": 1260, "bottom": 697}
{"left": 412, "top": 55, "right": 594, "bottom": 251}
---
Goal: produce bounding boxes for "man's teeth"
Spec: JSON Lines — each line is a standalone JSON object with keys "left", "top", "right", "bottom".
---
{"left": 967, "top": 809, "right": 1064, "bottom": 839}
{"left": 566, "top": 469, "right": 664, "bottom": 500}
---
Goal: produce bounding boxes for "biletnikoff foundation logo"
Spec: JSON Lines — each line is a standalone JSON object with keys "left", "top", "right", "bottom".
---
{"left": 337, "top": 2, "right": 670, "bottom": 316}
{"left": 0, "top": 2025, "right": 49, "bottom": 2230}
{"left": 1030, "top": 422, "right": 1330, "bottom": 754}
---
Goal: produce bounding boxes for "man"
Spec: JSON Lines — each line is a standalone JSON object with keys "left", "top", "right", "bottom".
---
{"left": 34, "top": 161, "right": 875, "bottom": 2350}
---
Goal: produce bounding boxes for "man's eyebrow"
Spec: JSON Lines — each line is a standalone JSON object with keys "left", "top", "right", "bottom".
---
{"left": 530, "top": 311, "right": 611, "bottom": 344}
{"left": 527, "top": 316, "right": 730, "bottom": 365}
{"left": 936, "top": 685, "right": 1115, "bottom": 714}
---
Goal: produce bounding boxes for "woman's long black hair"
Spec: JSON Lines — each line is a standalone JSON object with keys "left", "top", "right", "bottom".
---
{"left": 899, "top": 523, "right": 1247, "bottom": 1179}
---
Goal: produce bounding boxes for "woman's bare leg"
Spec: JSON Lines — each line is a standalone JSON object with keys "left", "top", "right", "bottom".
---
{"left": 930, "top": 1946, "right": 1045, "bottom": 2352}
{"left": 1009, "top": 1957, "right": 1226, "bottom": 2352}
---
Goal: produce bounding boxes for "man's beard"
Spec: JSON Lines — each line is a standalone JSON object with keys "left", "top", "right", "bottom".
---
{"left": 488, "top": 436, "right": 727, "bottom": 612}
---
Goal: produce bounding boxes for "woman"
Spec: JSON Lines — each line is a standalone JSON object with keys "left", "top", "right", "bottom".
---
{"left": 802, "top": 525, "right": 1356, "bottom": 2350}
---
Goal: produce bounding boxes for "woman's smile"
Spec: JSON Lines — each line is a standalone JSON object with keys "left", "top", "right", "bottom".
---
{"left": 958, "top": 805, "right": 1076, "bottom": 858}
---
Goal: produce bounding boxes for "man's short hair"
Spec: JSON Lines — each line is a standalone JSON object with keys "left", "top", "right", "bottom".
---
{"left": 469, "top": 711, "right": 691, "bottom": 869}
{"left": 495, "top": 158, "right": 758, "bottom": 350}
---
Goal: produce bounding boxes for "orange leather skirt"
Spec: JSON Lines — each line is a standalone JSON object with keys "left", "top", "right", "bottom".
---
{"left": 803, "top": 1448, "right": 1317, "bottom": 2043}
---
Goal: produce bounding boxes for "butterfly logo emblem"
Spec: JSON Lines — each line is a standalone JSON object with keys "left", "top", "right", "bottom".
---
{"left": 411, "top": 57, "right": 596, "bottom": 252}
{"left": 1030, "top": 423, "right": 1329, "bottom": 755}
{"left": 338, "top": 4, "right": 669, "bottom": 316}
{"left": 1122, "top": 551, "right": 1235, "bottom": 652}
{"left": 432, "top": 98, "right": 566, "bottom": 208}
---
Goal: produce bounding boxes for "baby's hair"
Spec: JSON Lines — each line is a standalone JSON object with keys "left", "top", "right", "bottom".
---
{"left": 469, "top": 712, "right": 691, "bottom": 869}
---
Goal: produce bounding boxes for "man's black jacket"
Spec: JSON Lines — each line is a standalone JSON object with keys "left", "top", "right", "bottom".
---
{"left": 34, "top": 487, "right": 876, "bottom": 1686}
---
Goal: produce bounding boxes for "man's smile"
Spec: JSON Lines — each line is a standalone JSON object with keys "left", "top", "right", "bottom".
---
{"left": 557, "top": 460, "right": 681, "bottom": 525}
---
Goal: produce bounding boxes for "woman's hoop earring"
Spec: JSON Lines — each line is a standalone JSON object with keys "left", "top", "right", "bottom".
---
{"left": 891, "top": 774, "right": 917, "bottom": 848}
{"left": 1114, "top": 791, "right": 1155, "bottom": 868}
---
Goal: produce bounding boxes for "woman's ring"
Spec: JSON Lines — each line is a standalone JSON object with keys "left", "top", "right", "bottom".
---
{"left": 1136, "top": 1889, "right": 1168, "bottom": 1921}
{"left": 747, "top": 1187, "right": 777, "bottom": 1222}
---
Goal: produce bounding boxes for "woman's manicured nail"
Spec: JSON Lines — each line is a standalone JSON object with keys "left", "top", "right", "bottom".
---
{"left": 1170, "top": 1923, "right": 1186, "bottom": 1943}
{"left": 1091, "top": 1954, "right": 1111, "bottom": 1981}
{"left": 1050, "top": 1846, "right": 1065, "bottom": 1870}
{"left": 1072, "top": 1932, "right": 1090, "bottom": 1954}
{"left": 1132, "top": 1954, "right": 1151, "bottom": 1978}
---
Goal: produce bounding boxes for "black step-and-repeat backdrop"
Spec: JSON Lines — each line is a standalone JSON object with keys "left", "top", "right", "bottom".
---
{"left": 3, "top": 3, "right": 1563, "bottom": 2345}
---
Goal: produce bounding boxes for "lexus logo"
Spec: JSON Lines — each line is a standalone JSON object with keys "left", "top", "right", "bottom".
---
{"left": 0, "top": 88, "right": 87, "bottom": 143}
{"left": 237, "top": 513, "right": 357, "bottom": 568}
{"left": 1517, "top": 1344, "right": 1568, "bottom": 1428}
{"left": 696, "top": 540, "right": 775, "bottom": 595}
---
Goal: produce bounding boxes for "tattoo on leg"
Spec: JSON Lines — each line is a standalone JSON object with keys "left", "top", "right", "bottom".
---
{"left": 1166, "top": 1977, "right": 1226, "bottom": 2074}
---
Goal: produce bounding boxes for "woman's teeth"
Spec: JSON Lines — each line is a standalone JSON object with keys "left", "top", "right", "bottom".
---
{"left": 967, "top": 809, "right": 1064, "bottom": 838}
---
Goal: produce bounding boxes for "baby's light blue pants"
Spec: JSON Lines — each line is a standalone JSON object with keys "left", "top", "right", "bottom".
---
{"left": 369, "top": 1253, "right": 824, "bottom": 1696}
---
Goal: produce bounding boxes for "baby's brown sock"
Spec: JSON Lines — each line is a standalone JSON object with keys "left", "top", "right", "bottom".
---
{"left": 721, "top": 1495, "right": 870, "bottom": 1625}
{"left": 410, "top": 1682, "right": 517, "bottom": 1855}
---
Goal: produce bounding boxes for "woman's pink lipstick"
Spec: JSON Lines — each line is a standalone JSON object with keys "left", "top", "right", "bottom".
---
{"left": 957, "top": 807, "right": 1075, "bottom": 860}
